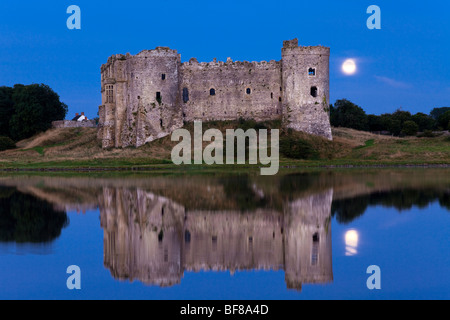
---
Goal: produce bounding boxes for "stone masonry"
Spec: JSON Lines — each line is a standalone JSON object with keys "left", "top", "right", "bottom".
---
{"left": 98, "top": 39, "right": 332, "bottom": 148}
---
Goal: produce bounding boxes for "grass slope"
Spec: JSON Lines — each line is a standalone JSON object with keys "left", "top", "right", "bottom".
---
{"left": 0, "top": 122, "right": 449, "bottom": 170}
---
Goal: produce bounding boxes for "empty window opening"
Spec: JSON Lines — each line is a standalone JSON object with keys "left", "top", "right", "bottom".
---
{"left": 308, "top": 68, "right": 316, "bottom": 76}
{"left": 156, "top": 92, "right": 162, "bottom": 104}
{"left": 271, "top": 92, "right": 273, "bottom": 99}
{"left": 313, "top": 232, "right": 319, "bottom": 243}
{"left": 158, "top": 230, "right": 164, "bottom": 242}
{"left": 310, "top": 86, "right": 318, "bottom": 97}
{"left": 280, "top": 87, "right": 282, "bottom": 92}
{"left": 161, "top": 73, "right": 166, "bottom": 80}
{"left": 210, "top": 88, "right": 216, "bottom": 96}
{"left": 106, "top": 85, "right": 114, "bottom": 103}
{"left": 182, "top": 87, "right": 189, "bottom": 103}
{"left": 279, "top": 97, "right": 282, "bottom": 102}
{"left": 212, "top": 235, "right": 218, "bottom": 251}
{"left": 161, "top": 207, "right": 164, "bottom": 216}
{"left": 160, "top": 118, "right": 163, "bottom": 127}
{"left": 311, "top": 233, "right": 319, "bottom": 266}
{"left": 311, "top": 243, "right": 319, "bottom": 265}
{"left": 185, "top": 230, "right": 191, "bottom": 243}
{"left": 246, "top": 88, "right": 251, "bottom": 95}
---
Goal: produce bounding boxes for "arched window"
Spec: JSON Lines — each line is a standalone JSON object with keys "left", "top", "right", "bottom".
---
{"left": 310, "top": 86, "right": 318, "bottom": 97}
{"left": 210, "top": 88, "right": 216, "bottom": 96}
{"left": 246, "top": 88, "right": 251, "bottom": 95}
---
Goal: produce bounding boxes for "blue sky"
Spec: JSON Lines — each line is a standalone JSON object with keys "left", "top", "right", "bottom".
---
{"left": 0, "top": 0, "right": 449, "bottom": 119}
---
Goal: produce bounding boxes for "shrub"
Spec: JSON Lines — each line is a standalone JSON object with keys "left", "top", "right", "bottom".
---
{"left": 401, "top": 120, "right": 419, "bottom": 136}
{"left": 280, "top": 136, "right": 319, "bottom": 159}
{"left": 0, "top": 136, "right": 16, "bottom": 151}
{"left": 417, "top": 130, "right": 436, "bottom": 138}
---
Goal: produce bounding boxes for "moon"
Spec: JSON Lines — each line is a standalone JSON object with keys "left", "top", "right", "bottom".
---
{"left": 342, "top": 59, "right": 357, "bottom": 75}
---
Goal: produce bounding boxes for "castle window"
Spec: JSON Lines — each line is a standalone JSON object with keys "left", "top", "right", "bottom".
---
{"left": 183, "top": 88, "right": 189, "bottom": 103}
{"left": 156, "top": 92, "right": 162, "bottom": 104}
{"left": 310, "top": 86, "right": 318, "bottom": 97}
{"left": 279, "top": 97, "right": 282, "bottom": 102}
{"left": 160, "top": 118, "right": 163, "bottom": 127}
{"left": 105, "top": 85, "right": 114, "bottom": 103}
{"left": 161, "top": 73, "right": 166, "bottom": 80}
{"left": 311, "top": 232, "right": 319, "bottom": 266}
{"left": 246, "top": 88, "right": 251, "bottom": 95}
{"left": 271, "top": 92, "right": 273, "bottom": 99}
{"left": 210, "top": 88, "right": 216, "bottom": 96}
{"left": 185, "top": 230, "right": 191, "bottom": 243}
{"left": 308, "top": 68, "right": 316, "bottom": 76}
{"left": 313, "top": 232, "right": 319, "bottom": 243}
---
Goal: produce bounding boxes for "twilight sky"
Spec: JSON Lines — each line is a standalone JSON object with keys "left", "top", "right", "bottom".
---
{"left": 0, "top": 0, "right": 449, "bottom": 119}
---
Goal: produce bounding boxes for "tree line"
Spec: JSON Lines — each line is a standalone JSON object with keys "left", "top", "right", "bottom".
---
{"left": 330, "top": 99, "right": 450, "bottom": 136}
{"left": 0, "top": 84, "right": 68, "bottom": 150}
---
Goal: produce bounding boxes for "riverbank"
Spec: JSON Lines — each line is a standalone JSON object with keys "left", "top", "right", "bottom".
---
{"left": 0, "top": 123, "right": 449, "bottom": 171}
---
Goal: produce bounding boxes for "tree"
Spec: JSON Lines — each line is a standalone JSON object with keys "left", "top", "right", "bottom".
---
{"left": 367, "top": 114, "right": 384, "bottom": 132}
{"left": 430, "top": 107, "right": 450, "bottom": 121}
{"left": 330, "top": 99, "right": 368, "bottom": 131}
{"left": 0, "top": 86, "right": 14, "bottom": 137}
{"left": 412, "top": 112, "right": 436, "bottom": 132}
{"left": 437, "top": 110, "right": 450, "bottom": 130}
{"left": 0, "top": 136, "right": 16, "bottom": 151}
{"left": 401, "top": 120, "right": 419, "bottom": 136}
{"left": 9, "top": 84, "right": 68, "bottom": 141}
{"left": 384, "top": 109, "right": 412, "bottom": 136}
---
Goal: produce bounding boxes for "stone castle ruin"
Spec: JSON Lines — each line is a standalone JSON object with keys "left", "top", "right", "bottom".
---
{"left": 97, "top": 39, "right": 332, "bottom": 149}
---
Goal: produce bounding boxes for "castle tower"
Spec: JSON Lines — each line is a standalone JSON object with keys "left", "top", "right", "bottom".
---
{"left": 99, "top": 48, "right": 183, "bottom": 148}
{"left": 100, "top": 55, "right": 128, "bottom": 148}
{"left": 283, "top": 189, "right": 334, "bottom": 290}
{"left": 281, "top": 39, "right": 332, "bottom": 140}
{"left": 125, "top": 48, "right": 183, "bottom": 147}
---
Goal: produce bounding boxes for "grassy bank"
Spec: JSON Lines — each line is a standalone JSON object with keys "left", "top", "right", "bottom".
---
{"left": 0, "top": 121, "right": 449, "bottom": 171}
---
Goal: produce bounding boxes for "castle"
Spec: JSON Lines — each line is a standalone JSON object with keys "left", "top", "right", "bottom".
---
{"left": 97, "top": 38, "right": 332, "bottom": 149}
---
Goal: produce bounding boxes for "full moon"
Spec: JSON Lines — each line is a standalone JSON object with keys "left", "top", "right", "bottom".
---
{"left": 342, "top": 59, "right": 357, "bottom": 75}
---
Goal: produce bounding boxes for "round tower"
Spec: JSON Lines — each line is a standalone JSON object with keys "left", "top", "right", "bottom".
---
{"left": 281, "top": 39, "right": 332, "bottom": 140}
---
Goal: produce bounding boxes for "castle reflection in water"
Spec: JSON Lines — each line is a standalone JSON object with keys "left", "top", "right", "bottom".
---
{"left": 99, "top": 186, "right": 333, "bottom": 290}
{"left": 4, "top": 169, "right": 446, "bottom": 291}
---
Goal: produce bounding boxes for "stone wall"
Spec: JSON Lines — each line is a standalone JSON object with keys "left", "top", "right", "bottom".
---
{"left": 180, "top": 59, "right": 282, "bottom": 122}
{"left": 52, "top": 120, "right": 97, "bottom": 128}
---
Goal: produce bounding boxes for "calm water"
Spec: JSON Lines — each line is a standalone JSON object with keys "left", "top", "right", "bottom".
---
{"left": 0, "top": 169, "right": 449, "bottom": 300}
